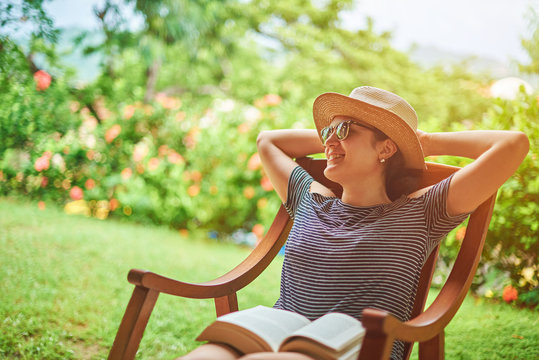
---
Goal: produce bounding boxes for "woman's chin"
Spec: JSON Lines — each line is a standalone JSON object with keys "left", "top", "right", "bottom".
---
{"left": 323, "top": 164, "right": 341, "bottom": 183}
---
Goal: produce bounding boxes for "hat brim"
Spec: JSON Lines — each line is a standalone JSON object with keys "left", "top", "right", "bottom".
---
{"left": 313, "top": 92, "right": 426, "bottom": 170}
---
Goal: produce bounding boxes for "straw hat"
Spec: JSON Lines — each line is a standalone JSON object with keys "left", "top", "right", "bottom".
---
{"left": 313, "top": 86, "right": 426, "bottom": 170}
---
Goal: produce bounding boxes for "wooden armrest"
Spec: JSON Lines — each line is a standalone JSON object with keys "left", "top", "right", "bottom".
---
{"left": 128, "top": 205, "right": 292, "bottom": 299}
{"left": 361, "top": 298, "right": 455, "bottom": 345}
{"left": 359, "top": 307, "right": 445, "bottom": 360}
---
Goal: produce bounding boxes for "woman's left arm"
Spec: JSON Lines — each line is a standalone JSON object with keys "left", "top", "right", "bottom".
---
{"left": 418, "top": 130, "right": 529, "bottom": 216}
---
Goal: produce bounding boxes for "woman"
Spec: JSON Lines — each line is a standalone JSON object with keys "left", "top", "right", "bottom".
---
{"left": 180, "top": 86, "right": 529, "bottom": 360}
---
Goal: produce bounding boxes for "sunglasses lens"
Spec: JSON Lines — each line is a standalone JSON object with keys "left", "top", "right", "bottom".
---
{"left": 336, "top": 122, "right": 349, "bottom": 140}
{"left": 321, "top": 126, "right": 332, "bottom": 143}
{"left": 321, "top": 121, "right": 353, "bottom": 144}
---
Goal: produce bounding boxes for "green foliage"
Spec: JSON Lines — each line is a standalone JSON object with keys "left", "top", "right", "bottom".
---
{"left": 519, "top": 288, "right": 539, "bottom": 309}
{"left": 0, "top": 0, "right": 59, "bottom": 43}
{"left": 479, "top": 92, "right": 539, "bottom": 296}
{"left": 0, "top": 62, "right": 80, "bottom": 155}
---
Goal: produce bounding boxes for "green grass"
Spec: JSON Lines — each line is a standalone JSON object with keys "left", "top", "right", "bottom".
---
{"left": 0, "top": 199, "right": 537, "bottom": 359}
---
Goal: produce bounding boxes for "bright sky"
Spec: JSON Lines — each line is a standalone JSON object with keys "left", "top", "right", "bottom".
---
{"left": 45, "top": 0, "right": 536, "bottom": 65}
{"left": 341, "top": 0, "right": 535, "bottom": 64}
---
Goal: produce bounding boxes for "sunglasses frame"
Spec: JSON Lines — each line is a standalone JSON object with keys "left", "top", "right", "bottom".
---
{"left": 320, "top": 120, "right": 373, "bottom": 144}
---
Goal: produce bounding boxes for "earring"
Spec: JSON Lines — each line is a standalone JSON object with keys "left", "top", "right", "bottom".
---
{"left": 380, "top": 158, "right": 386, "bottom": 163}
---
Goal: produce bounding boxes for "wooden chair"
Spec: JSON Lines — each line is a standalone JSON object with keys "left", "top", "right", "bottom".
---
{"left": 108, "top": 158, "right": 497, "bottom": 360}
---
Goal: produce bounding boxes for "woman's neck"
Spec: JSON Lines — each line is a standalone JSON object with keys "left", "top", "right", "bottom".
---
{"left": 340, "top": 176, "right": 391, "bottom": 207}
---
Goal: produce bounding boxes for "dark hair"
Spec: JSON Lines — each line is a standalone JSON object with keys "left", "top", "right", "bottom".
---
{"left": 371, "top": 129, "right": 422, "bottom": 201}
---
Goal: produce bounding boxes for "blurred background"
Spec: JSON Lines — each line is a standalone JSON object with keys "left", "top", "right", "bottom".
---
{"left": 1, "top": 0, "right": 538, "bottom": 330}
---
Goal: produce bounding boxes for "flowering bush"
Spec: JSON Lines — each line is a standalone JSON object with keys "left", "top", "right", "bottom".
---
{"left": 0, "top": 70, "right": 295, "bottom": 236}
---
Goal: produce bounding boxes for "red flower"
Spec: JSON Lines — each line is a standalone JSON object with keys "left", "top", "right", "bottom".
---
{"left": 456, "top": 226, "right": 466, "bottom": 241}
{"left": 121, "top": 168, "right": 132, "bottom": 180}
{"left": 238, "top": 123, "right": 250, "bottom": 134}
{"left": 158, "top": 145, "right": 170, "bottom": 157}
{"left": 155, "top": 92, "right": 181, "bottom": 109}
{"left": 34, "top": 156, "right": 50, "bottom": 172}
{"left": 69, "top": 186, "right": 84, "bottom": 201}
{"left": 243, "top": 186, "right": 255, "bottom": 199}
{"left": 109, "top": 198, "right": 119, "bottom": 211}
{"left": 261, "top": 176, "right": 273, "bottom": 191}
{"left": 167, "top": 151, "right": 184, "bottom": 164}
{"left": 34, "top": 70, "right": 52, "bottom": 91}
{"left": 105, "top": 124, "right": 121, "bottom": 143}
{"left": 190, "top": 170, "right": 202, "bottom": 182}
{"left": 502, "top": 285, "right": 518, "bottom": 303}
{"left": 123, "top": 104, "right": 136, "bottom": 119}
{"left": 148, "top": 157, "right": 160, "bottom": 171}
{"left": 85, "top": 178, "right": 96, "bottom": 190}
{"left": 263, "top": 94, "right": 282, "bottom": 106}
{"left": 248, "top": 153, "right": 261, "bottom": 171}
{"left": 252, "top": 224, "right": 265, "bottom": 238}
{"left": 86, "top": 150, "right": 95, "bottom": 160}
{"left": 187, "top": 184, "right": 200, "bottom": 197}
{"left": 179, "top": 229, "right": 189, "bottom": 237}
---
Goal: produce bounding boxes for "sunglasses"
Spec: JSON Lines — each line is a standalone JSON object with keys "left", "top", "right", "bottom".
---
{"left": 320, "top": 120, "right": 373, "bottom": 145}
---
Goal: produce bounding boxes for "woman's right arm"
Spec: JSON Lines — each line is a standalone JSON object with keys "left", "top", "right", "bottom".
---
{"left": 256, "top": 129, "right": 325, "bottom": 203}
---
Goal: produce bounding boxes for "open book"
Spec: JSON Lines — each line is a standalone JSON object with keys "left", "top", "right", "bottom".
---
{"left": 196, "top": 305, "right": 365, "bottom": 360}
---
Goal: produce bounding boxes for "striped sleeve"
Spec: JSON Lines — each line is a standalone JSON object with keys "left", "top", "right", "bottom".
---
{"left": 284, "top": 166, "right": 313, "bottom": 219}
{"left": 422, "top": 174, "right": 471, "bottom": 253}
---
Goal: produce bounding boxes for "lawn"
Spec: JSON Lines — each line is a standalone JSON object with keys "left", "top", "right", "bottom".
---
{"left": 0, "top": 199, "right": 537, "bottom": 359}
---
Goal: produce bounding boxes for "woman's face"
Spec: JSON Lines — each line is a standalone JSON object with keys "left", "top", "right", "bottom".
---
{"left": 323, "top": 116, "right": 388, "bottom": 184}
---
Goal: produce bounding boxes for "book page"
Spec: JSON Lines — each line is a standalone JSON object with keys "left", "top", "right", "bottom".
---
{"left": 281, "top": 312, "right": 365, "bottom": 353}
{"left": 212, "top": 306, "right": 311, "bottom": 351}
{"left": 197, "top": 322, "right": 271, "bottom": 354}
{"left": 333, "top": 341, "right": 361, "bottom": 360}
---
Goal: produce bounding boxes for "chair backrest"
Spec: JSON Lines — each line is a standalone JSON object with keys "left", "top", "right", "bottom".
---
{"left": 294, "top": 157, "right": 496, "bottom": 359}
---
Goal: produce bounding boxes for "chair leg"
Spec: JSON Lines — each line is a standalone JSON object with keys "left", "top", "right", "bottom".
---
{"left": 358, "top": 333, "right": 394, "bottom": 360}
{"left": 108, "top": 286, "right": 160, "bottom": 360}
{"left": 214, "top": 292, "right": 238, "bottom": 317}
{"left": 419, "top": 330, "right": 444, "bottom": 360}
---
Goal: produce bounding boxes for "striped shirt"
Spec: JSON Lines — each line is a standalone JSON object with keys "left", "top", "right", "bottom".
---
{"left": 273, "top": 166, "right": 469, "bottom": 360}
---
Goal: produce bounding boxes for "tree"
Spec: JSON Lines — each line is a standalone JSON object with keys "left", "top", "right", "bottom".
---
{"left": 0, "top": 0, "right": 58, "bottom": 79}
{"left": 85, "top": 0, "right": 250, "bottom": 102}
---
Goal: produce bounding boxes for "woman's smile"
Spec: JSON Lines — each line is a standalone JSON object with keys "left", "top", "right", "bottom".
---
{"left": 326, "top": 150, "right": 345, "bottom": 163}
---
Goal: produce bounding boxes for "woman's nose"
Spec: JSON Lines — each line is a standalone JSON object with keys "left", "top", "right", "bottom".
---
{"left": 324, "top": 130, "right": 339, "bottom": 145}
